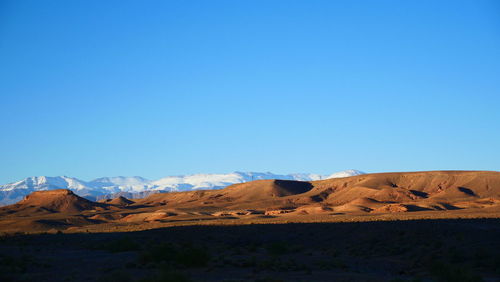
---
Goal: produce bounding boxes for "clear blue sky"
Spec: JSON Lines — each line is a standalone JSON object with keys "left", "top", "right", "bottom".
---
{"left": 1, "top": 0, "right": 499, "bottom": 183}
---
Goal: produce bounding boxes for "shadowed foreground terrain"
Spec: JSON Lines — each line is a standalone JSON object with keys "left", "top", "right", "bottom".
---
{"left": 0, "top": 219, "right": 499, "bottom": 281}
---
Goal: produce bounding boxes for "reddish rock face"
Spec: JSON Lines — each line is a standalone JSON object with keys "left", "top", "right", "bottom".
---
{"left": 17, "top": 189, "right": 104, "bottom": 213}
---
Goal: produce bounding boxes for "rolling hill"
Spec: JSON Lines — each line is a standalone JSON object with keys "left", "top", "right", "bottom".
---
{"left": 0, "top": 170, "right": 364, "bottom": 205}
{"left": 0, "top": 170, "right": 497, "bottom": 233}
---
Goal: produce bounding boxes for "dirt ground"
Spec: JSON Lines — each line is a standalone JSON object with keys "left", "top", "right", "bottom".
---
{"left": 1, "top": 218, "right": 499, "bottom": 282}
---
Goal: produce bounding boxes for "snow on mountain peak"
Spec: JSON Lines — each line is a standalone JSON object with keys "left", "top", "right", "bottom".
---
{"left": 0, "top": 176, "right": 89, "bottom": 192}
{"left": 326, "top": 169, "right": 365, "bottom": 179}
{"left": 0, "top": 170, "right": 365, "bottom": 205}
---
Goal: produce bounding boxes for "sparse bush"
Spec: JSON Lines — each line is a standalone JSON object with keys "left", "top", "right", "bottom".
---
{"left": 0, "top": 254, "right": 34, "bottom": 273}
{"left": 429, "top": 261, "right": 482, "bottom": 282}
{"left": 139, "top": 243, "right": 210, "bottom": 268}
{"left": 175, "top": 245, "right": 210, "bottom": 267}
{"left": 266, "top": 241, "right": 289, "bottom": 255}
{"left": 97, "top": 237, "right": 140, "bottom": 253}
{"left": 257, "top": 258, "right": 279, "bottom": 271}
{"left": 255, "top": 278, "right": 285, "bottom": 282}
{"left": 316, "top": 257, "right": 347, "bottom": 270}
{"left": 245, "top": 243, "right": 258, "bottom": 252}
{"left": 140, "top": 243, "right": 177, "bottom": 263}
{"left": 98, "top": 270, "right": 133, "bottom": 282}
{"left": 240, "top": 256, "right": 257, "bottom": 268}
{"left": 141, "top": 264, "right": 191, "bottom": 282}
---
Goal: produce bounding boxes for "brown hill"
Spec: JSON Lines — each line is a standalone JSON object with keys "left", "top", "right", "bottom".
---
{"left": 0, "top": 171, "right": 498, "bottom": 233}
{"left": 307, "top": 170, "right": 499, "bottom": 200}
{"left": 101, "top": 196, "right": 134, "bottom": 206}
{"left": 138, "top": 179, "right": 313, "bottom": 208}
{"left": 138, "top": 170, "right": 500, "bottom": 213}
{"left": 221, "top": 179, "right": 313, "bottom": 200}
{"left": 9, "top": 189, "right": 105, "bottom": 214}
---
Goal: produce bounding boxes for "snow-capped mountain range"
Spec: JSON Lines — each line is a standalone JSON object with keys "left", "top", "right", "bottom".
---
{"left": 0, "top": 170, "right": 365, "bottom": 206}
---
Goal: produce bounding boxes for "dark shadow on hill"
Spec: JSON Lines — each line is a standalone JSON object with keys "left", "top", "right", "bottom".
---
{"left": 458, "top": 187, "right": 478, "bottom": 197}
{"left": 404, "top": 205, "right": 433, "bottom": 211}
{"left": 410, "top": 190, "right": 429, "bottom": 198}
{"left": 274, "top": 179, "right": 313, "bottom": 194}
{"left": 441, "top": 203, "right": 463, "bottom": 210}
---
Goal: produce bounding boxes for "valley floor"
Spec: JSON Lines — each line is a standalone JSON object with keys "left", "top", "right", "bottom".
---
{"left": 1, "top": 218, "right": 499, "bottom": 282}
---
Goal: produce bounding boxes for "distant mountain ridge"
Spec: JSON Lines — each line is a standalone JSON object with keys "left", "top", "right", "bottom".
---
{"left": 0, "top": 170, "right": 365, "bottom": 205}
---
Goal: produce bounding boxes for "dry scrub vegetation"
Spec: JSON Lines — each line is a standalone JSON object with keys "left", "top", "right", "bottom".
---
{"left": 0, "top": 219, "right": 499, "bottom": 281}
